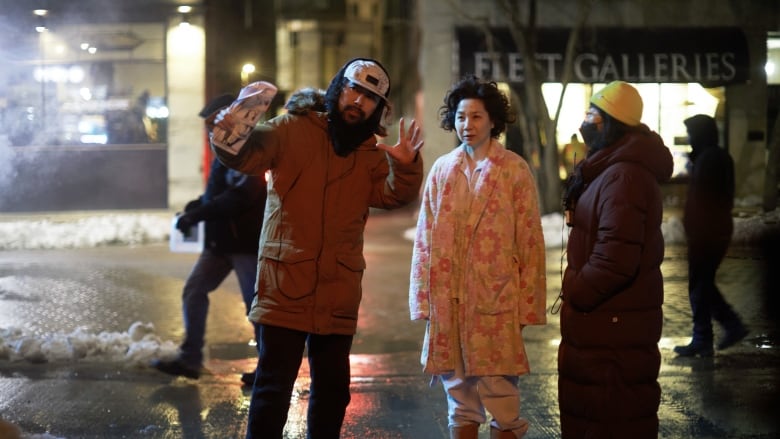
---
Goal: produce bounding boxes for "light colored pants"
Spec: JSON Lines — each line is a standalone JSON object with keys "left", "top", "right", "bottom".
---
{"left": 439, "top": 315, "right": 528, "bottom": 437}
{"left": 441, "top": 371, "right": 529, "bottom": 436}
{"left": 439, "top": 300, "right": 529, "bottom": 437}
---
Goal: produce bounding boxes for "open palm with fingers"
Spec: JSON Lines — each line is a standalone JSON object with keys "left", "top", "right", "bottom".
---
{"left": 376, "top": 117, "right": 424, "bottom": 164}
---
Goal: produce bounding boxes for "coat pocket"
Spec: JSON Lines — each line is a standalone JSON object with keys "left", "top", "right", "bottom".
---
{"left": 261, "top": 241, "right": 317, "bottom": 299}
{"left": 329, "top": 252, "right": 366, "bottom": 320}
{"left": 336, "top": 252, "right": 366, "bottom": 272}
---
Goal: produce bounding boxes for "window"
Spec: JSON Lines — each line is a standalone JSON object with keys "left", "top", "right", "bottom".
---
{"left": 2, "top": 22, "right": 166, "bottom": 146}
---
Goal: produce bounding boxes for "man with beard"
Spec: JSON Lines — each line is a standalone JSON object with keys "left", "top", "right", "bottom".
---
{"left": 210, "top": 58, "right": 424, "bottom": 439}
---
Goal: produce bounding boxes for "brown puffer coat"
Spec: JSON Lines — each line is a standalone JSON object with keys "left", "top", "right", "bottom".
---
{"left": 558, "top": 125, "right": 673, "bottom": 438}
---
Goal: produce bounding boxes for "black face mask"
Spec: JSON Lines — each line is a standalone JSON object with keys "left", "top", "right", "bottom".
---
{"left": 579, "top": 122, "right": 599, "bottom": 146}
{"left": 579, "top": 121, "right": 607, "bottom": 152}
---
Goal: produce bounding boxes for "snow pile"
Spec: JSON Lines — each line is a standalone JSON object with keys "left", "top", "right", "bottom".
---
{"left": 541, "top": 212, "right": 569, "bottom": 248}
{"left": 661, "top": 215, "right": 687, "bottom": 245}
{"left": 732, "top": 209, "right": 780, "bottom": 245}
{"left": 0, "top": 213, "right": 170, "bottom": 250}
{"left": 545, "top": 208, "right": 780, "bottom": 248}
{"left": 0, "top": 322, "right": 178, "bottom": 366}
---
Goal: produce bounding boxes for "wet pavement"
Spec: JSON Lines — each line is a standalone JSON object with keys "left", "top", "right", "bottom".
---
{"left": 0, "top": 209, "right": 778, "bottom": 438}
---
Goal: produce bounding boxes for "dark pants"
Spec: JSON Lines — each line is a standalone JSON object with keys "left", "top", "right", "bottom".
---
{"left": 246, "top": 324, "right": 353, "bottom": 439}
{"left": 687, "top": 239, "right": 743, "bottom": 343}
{"left": 180, "top": 249, "right": 260, "bottom": 367}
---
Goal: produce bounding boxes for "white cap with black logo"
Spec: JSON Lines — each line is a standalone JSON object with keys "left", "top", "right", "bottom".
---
{"left": 343, "top": 59, "right": 390, "bottom": 102}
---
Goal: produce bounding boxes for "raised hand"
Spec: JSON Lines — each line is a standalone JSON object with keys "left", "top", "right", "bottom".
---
{"left": 211, "top": 82, "right": 278, "bottom": 154}
{"left": 376, "top": 117, "right": 424, "bottom": 164}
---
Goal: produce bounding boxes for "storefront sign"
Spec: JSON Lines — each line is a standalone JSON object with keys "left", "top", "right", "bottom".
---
{"left": 457, "top": 27, "right": 750, "bottom": 86}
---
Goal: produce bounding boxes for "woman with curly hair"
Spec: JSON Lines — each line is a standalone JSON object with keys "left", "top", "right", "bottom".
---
{"left": 409, "top": 75, "right": 547, "bottom": 439}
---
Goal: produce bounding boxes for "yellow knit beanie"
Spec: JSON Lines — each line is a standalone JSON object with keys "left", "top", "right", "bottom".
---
{"left": 590, "top": 81, "right": 643, "bottom": 126}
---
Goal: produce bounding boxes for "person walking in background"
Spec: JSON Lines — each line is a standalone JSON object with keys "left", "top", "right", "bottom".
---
{"left": 560, "top": 133, "right": 586, "bottom": 179}
{"left": 674, "top": 114, "right": 748, "bottom": 357}
{"left": 559, "top": 81, "right": 673, "bottom": 438}
{"left": 211, "top": 58, "right": 424, "bottom": 439}
{"left": 151, "top": 94, "right": 267, "bottom": 385}
{"left": 409, "top": 75, "right": 547, "bottom": 439}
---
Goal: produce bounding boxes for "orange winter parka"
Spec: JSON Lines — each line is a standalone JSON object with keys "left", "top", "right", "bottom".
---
{"left": 214, "top": 110, "right": 423, "bottom": 336}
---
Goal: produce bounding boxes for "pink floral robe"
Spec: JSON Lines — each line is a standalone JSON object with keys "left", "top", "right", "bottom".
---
{"left": 409, "top": 140, "right": 547, "bottom": 376}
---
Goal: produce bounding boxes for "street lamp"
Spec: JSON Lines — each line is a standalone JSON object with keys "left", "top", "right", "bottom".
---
{"left": 34, "top": 9, "right": 48, "bottom": 32}
{"left": 177, "top": 5, "right": 192, "bottom": 27}
{"left": 241, "top": 63, "right": 255, "bottom": 86}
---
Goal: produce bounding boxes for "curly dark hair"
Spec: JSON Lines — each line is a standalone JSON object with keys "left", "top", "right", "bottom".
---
{"left": 439, "top": 75, "right": 515, "bottom": 138}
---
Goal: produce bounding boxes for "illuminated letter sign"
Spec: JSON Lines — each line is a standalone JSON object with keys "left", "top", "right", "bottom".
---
{"left": 456, "top": 27, "right": 750, "bottom": 86}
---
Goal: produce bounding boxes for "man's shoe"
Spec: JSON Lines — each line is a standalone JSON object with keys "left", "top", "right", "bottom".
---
{"left": 674, "top": 342, "right": 714, "bottom": 357}
{"left": 717, "top": 326, "right": 749, "bottom": 350}
{"left": 151, "top": 358, "right": 200, "bottom": 379}
{"left": 240, "top": 370, "right": 256, "bottom": 386}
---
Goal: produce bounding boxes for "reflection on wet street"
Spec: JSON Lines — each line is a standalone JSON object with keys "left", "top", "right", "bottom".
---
{"left": 0, "top": 210, "right": 777, "bottom": 438}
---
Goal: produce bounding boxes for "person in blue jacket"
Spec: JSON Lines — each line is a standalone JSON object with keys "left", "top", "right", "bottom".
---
{"left": 152, "top": 94, "right": 267, "bottom": 385}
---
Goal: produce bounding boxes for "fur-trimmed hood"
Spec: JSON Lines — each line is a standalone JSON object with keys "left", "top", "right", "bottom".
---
{"left": 284, "top": 87, "right": 326, "bottom": 115}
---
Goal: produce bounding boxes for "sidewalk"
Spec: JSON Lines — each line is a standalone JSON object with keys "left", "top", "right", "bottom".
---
{"left": 0, "top": 209, "right": 778, "bottom": 438}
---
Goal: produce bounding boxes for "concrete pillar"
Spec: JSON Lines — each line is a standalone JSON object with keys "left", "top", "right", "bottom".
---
{"left": 166, "top": 15, "right": 206, "bottom": 209}
{"left": 419, "top": 0, "right": 458, "bottom": 176}
{"left": 727, "top": 28, "right": 768, "bottom": 202}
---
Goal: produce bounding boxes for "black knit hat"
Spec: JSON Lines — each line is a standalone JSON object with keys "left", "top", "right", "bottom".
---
{"left": 198, "top": 93, "right": 236, "bottom": 119}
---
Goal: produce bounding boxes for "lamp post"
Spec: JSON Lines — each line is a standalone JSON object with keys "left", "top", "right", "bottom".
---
{"left": 241, "top": 63, "right": 255, "bottom": 86}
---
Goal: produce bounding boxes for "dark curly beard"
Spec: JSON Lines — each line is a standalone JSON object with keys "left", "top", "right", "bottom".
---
{"left": 327, "top": 108, "right": 377, "bottom": 157}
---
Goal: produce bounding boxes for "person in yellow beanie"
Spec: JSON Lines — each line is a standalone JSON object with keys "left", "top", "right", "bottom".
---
{"left": 559, "top": 80, "right": 673, "bottom": 438}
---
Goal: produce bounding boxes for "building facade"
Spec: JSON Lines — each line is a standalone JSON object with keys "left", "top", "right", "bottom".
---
{"left": 1, "top": 0, "right": 777, "bottom": 212}
{"left": 418, "top": 0, "right": 780, "bottom": 206}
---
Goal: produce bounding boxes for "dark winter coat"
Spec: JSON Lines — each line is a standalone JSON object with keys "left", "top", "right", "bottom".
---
{"left": 183, "top": 158, "right": 266, "bottom": 254}
{"left": 558, "top": 125, "right": 673, "bottom": 438}
{"left": 214, "top": 103, "right": 423, "bottom": 336}
{"left": 683, "top": 115, "right": 734, "bottom": 245}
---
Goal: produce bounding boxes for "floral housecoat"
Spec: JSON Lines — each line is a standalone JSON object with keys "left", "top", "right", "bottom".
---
{"left": 409, "top": 140, "right": 547, "bottom": 376}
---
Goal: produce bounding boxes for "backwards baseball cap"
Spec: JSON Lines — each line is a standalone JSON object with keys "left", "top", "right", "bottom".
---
{"left": 343, "top": 59, "right": 390, "bottom": 102}
{"left": 590, "top": 81, "right": 643, "bottom": 126}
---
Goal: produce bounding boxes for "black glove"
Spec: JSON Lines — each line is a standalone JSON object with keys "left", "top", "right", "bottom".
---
{"left": 184, "top": 198, "right": 202, "bottom": 212}
{"left": 176, "top": 214, "right": 198, "bottom": 237}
